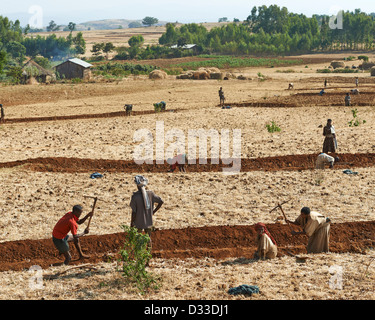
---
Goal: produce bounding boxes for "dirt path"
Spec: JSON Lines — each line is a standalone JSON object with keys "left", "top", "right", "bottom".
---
{"left": 0, "top": 221, "right": 373, "bottom": 272}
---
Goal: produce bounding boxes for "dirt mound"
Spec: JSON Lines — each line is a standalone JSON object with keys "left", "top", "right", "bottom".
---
{"left": 4, "top": 109, "right": 180, "bottom": 124}
{"left": 1, "top": 153, "right": 374, "bottom": 173}
{"left": 0, "top": 221, "right": 373, "bottom": 272}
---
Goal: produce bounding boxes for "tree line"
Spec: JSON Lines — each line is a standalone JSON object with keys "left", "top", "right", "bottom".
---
{"left": 159, "top": 5, "right": 375, "bottom": 56}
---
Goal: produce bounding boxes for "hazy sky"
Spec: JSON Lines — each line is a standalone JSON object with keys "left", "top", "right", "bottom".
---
{"left": 1, "top": 0, "right": 374, "bottom": 26}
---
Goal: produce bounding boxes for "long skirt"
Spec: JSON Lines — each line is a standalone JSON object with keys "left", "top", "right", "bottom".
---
{"left": 307, "top": 223, "right": 330, "bottom": 253}
{"left": 323, "top": 137, "right": 336, "bottom": 153}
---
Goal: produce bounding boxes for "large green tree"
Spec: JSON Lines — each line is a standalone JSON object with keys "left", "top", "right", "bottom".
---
{"left": 142, "top": 16, "right": 159, "bottom": 27}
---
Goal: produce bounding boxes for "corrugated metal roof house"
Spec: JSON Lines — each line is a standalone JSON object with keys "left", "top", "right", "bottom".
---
{"left": 55, "top": 58, "right": 93, "bottom": 80}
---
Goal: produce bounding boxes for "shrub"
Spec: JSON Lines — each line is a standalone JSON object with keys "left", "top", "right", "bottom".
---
{"left": 358, "top": 55, "right": 369, "bottom": 62}
{"left": 118, "top": 225, "right": 161, "bottom": 294}
{"left": 266, "top": 121, "right": 281, "bottom": 133}
{"left": 348, "top": 108, "right": 366, "bottom": 127}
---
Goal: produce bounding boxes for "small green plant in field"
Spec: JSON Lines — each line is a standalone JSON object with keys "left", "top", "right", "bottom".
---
{"left": 314, "top": 171, "right": 325, "bottom": 186}
{"left": 118, "top": 225, "right": 161, "bottom": 294}
{"left": 257, "top": 72, "right": 267, "bottom": 81}
{"left": 348, "top": 108, "right": 366, "bottom": 127}
{"left": 266, "top": 121, "right": 281, "bottom": 133}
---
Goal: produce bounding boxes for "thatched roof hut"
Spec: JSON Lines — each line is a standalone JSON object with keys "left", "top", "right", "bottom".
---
{"left": 22, "top": 59, "right": 54, "bottom": 84}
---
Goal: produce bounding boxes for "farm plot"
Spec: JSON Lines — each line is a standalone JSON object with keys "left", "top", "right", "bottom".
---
{"left": 0, "top": 54, "right": 374, "bottom": 300}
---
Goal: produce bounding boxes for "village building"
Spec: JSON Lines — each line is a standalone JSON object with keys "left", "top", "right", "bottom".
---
{"left": 55, "top": 58, "right": 93, "bottom": 80}
{"left": 22, "top": 59, "right": 55, "bottom": 84}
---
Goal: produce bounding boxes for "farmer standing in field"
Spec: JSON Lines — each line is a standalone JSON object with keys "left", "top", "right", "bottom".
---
{"left": 130, "top": 175, "right": 164, "bottom": 249}
{"left": 218, "top": 87, "right": 225, "bottom": 106}
{"left": 322, "top": 119, "right": 337, "bottom": 153}
{"left": 286, "top": 207, "right": 331, "bottom": 254}
{"left": 345, "top": 92, "right": 351, "bottom": 106}
{"left": 0, "top": 104, "right": 4, "bottom": 123}
{"left": 253, "top": 223, "right": 278, "bottom": 260}
{"left": 52, "top": 205, "right": 92, "bottom": 265}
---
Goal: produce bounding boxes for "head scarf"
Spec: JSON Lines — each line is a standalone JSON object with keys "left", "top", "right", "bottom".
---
{"left": 255, "top": 222, "right": 277, "bottom": 245}
{"left": 134, "top": 175, "right": 150, "bottom": 211}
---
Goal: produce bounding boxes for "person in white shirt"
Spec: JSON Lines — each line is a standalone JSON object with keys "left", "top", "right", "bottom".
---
{"left": 315, "top": 153, "right": 339, "bottom": 169}
{"left": 287, "top": 207, "right": 331, "bottom": 254}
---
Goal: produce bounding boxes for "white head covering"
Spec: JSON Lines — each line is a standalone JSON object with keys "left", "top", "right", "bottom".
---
{"left": 134, "top": 175, "right": 150, "bottom": 210}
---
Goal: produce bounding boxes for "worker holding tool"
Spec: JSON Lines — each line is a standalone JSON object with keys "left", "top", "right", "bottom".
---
{"left": 167, "top": 153, "right": 187, "bottom": 172}
{"left": 130, "top": 175, "right": 163, "bottom": 249}
{"left": 253, "top": 223, "right": 278, "bottom": 260}
{"left": 52, "top": 205, "right": 93, "bottom": 265}
{"left": 286, "top": 207, "right": 331, "bottom": 254}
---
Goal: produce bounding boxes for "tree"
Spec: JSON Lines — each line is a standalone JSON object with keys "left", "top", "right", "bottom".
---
{"left": 68, "top": 22, "right": 76, "bottom": 33}
{"left": 6, "top": 41, "right": 26, "bottom": 64}
{"left": 46, "top": 20, "right": 60, "bottom": 32}
{"left": 142, "top": 16, "right": 159, "bottom": 27}
{"left": 0, "top": 51, "right": 7, "bottom": 75}
{"left": 218, "top": 17, "right": 228, "bottom": 23}
{"left": 128, "top": 21, "right": 142, "bottom": 28}
{"left": 91, "top": 42, "right": 105, "bottom": 56}
{"left": 128, "top": 35, "right": 144, "bottom": 47}
{"left": 72, "top": 32, "right": 86, "bottom": 55}
{"left": 103, "top": 42, "right": 115, "bottom": 59}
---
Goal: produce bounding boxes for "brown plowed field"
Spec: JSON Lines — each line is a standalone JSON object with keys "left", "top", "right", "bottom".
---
{"left": 0, "top": 221, "right": 373, "bottom": 272}
{"left": 229, "top": 90, "right": 375, "bottom": 108}
{"left": 1, "top": 153, "right": 374, "bottom": 173}
{"left": 4, "top": 109, "right": 179, "bottom": 124}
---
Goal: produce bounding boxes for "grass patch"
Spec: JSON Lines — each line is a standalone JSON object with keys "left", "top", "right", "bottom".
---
{"left": 317, "top": 68, "right": 359, "bottom": 74}
{"left": 172, "top": 55, "right": 303, "bottom": 70}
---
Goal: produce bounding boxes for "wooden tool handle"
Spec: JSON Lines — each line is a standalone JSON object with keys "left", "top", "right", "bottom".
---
{"left": 279, "top": 205, "right": 294, "bottom": 232}
{"left": 87, "top": 198, "right": 97, "bottom": 229}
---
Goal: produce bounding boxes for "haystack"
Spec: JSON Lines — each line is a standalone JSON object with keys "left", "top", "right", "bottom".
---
{"left": 149, "top": 70, "right": 167, "bottom": 79}
{"left": 210, "top": 72, "right": 224, "bottom": 80}
{"left": 193, "top": 70, "right": 210, "bottom": 80}
{"left": 362, "top": 62, "right": 375, "bottom": 70}
{"left": 371, "top": 66, "right": 375, "bottom": 77}
{"left": 330, "top": 61, "right": 345, "bottom": 69}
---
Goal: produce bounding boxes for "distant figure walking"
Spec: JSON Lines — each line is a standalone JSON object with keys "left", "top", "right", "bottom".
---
{"left": 218, "top": 87, "right": 225, "bottom": 106}
{"left": 0, "top": 104, "right": 4, "bottom": 124}
{"left": 324, "top": 78, "right": 328, "bottom": 88}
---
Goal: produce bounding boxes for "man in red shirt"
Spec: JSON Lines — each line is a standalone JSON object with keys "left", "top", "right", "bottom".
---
{"left": 52, "top": 205, "right": 93, "bottom": 265}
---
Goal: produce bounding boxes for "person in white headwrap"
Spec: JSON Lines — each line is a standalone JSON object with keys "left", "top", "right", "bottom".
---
{"left": 130, "top": 175, "right": 163, "bottom": 248}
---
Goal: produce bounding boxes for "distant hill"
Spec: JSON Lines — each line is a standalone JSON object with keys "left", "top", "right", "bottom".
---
{"left": 70, "top": 19, "right": 168, "bottom": 31}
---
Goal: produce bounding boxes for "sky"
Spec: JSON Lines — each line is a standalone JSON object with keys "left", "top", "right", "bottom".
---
{"left": 1, "top": 0, "right": 374, "bottom": 26}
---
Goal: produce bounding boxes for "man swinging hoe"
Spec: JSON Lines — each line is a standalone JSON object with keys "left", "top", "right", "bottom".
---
{"left": 52, "top": 205, "right": 93, "bottom": 265}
